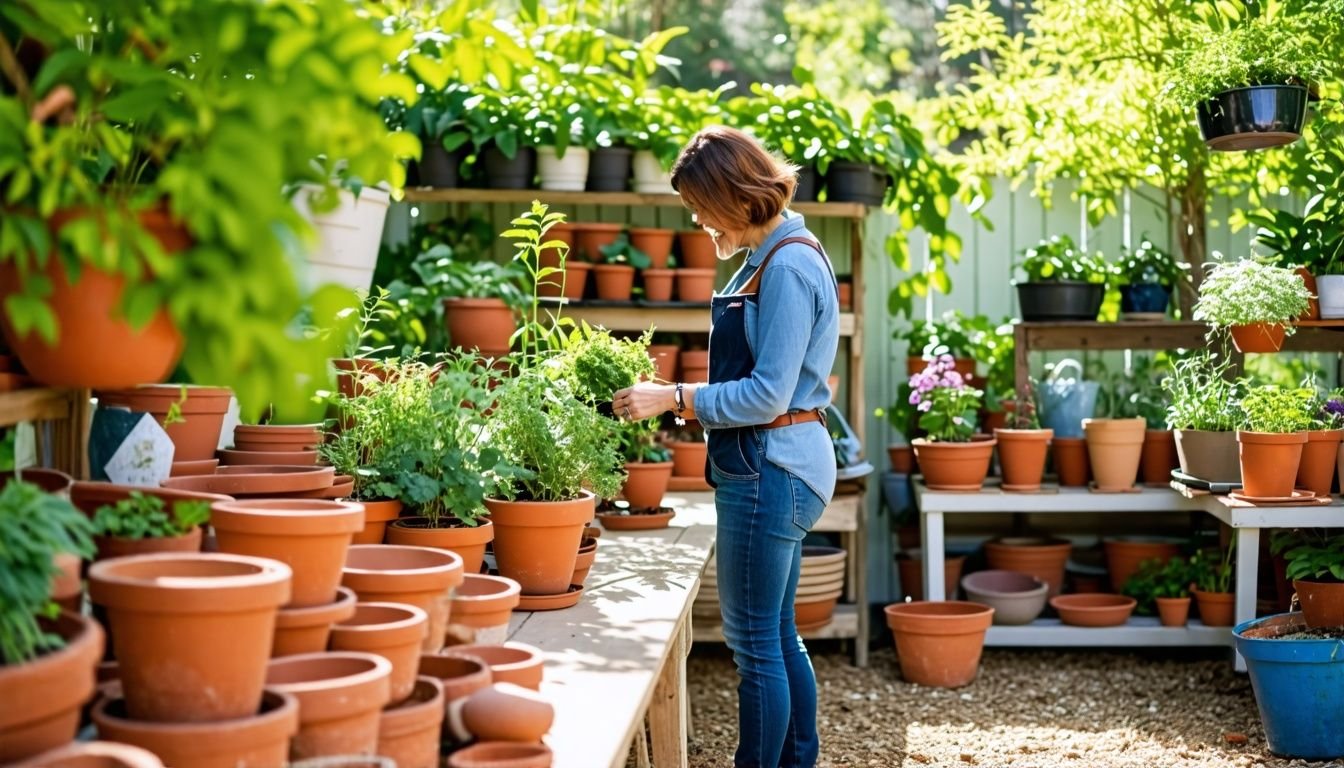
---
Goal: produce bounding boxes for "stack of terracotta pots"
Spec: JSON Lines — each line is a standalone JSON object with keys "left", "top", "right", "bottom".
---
{"left": 434, "top": 642, "right": 553, "bottom": 765}
{"left": 96, "top": 385, "right": 233, "bottom": 478}
{"left": 341, "top": 544, "right": 466, "bottom": 653}
{"left": 449, "top": 574, "right": 523, "bottom": 645}
{"left": 162, "top": 463, "right": 354, "bottom": 502}
{"left": 680, "top": 349, "right": 709, "bottom": 384}
{"left": 220, "top": 423, "right": 324, "bottom": 467}
{"left": 796, "top": 546, "right": 846, "bottom": 630}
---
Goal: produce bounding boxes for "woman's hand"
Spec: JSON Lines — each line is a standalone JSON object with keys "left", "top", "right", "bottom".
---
{"left": 612, "top": 381, "right": 676, "bottom": 421}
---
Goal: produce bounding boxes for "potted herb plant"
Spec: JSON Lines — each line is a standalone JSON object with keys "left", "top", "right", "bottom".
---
{"left": 1013, "top": 236, "right": 1113, "bottom": 321}
{"left": 91, "top": 491, "right": 209, "bottom": 562}
{"left": 908, "top": 355, "right": 996, "bottom": 490}
{"left": 1237, "top": 384, "right": 1314, "bottom": 499}
{"left": 1163, "top": 352, "right": 1245, "bottom": 484}
{"left": 1270, "top": 529, "right": 1344, "bottom": 629}
{"left": 526, "top": 78, "right": 596, "bottom": 192}
{"left": 1193, "top": 259, "right": 1312, "bottom": 353}
{"left": 1295, "top": 388, "right": 1344, "bottom": 498}
{"left": 605, "top": 419, "right": 675, "bottom": 527}
{"left": 994, "top": 383, "right": 1052, "bottom": 493}
{"left": 439, "top": 257, "right": 529, "bottom": 356}
{"left": 1122, "top": 555, "right": 1193, "bottom": 627}
{"left": 398, "top": 84, "right": 473, "bottom": 188}
{"left": 465, "top": 89, "right": 536, "bottom": 189}
{"left": 594, "top": 235, "right": 652, "bottom": 302}
{"left": 1190, "top": 545, "right": 1236, "bottom": 627}
{"left": 1116, "top": 237, "right": 1190, "bottom": 318}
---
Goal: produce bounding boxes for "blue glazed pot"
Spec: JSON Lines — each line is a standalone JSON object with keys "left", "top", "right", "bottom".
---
{"left": 1234, "top": 612, "right": 1344, "bottom": 759}
{"left": 1120, "top": 284, "right": 1171, "bottom": 315}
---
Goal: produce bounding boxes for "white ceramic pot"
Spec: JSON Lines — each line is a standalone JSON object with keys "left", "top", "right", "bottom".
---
{"left": 632, "top": 150, "right": 675, "bottom": 194}
{"left": 293, "top": 184, "right": 390, "bottom": 293}
{"left": 537, "top": 146, "right": 590, "bottom": 191}
{"left": 1317, "top": 275, "right": 1344, "bottom": 319}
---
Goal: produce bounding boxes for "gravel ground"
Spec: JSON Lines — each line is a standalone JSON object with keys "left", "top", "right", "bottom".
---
{"left": 684, "top": 644, "right": 1340, "bottom": 768}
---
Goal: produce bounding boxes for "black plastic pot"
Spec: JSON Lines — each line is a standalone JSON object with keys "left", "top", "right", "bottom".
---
{"left": 1119, "top": 283, "right": 1171, "bottom": 315}
{"left": 1197, "top": 85, "right": 1309, "bottom": 152}
{"left": 1015, "top": 281, "right": 1104, "bottom": 322}
{"left": 418, "top": 141, "right": 466, "bottom": 188}
{"left": 481, "top": 145, "right": 536, "bottom": 189}
{"left": 587, "top": 146, "right": 633, "bottom": 191}
{"left": 825, "top": 162, "right": 888, "bottom": 206}
{"left": 794, "top": 165, "right": 818, "bottom": 202}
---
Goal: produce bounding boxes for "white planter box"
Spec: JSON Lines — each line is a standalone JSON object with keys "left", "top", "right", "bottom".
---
{"left": 293, "top": 184, "right": 390, "bottom": 294}
{"left": 632, "top": 150, "right": 676, "bottom": 194}
{"left": 538, "top": 146, "right": 590, "bottom": 191}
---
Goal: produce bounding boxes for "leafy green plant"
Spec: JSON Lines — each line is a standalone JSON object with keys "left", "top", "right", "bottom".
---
{"left": 1006, "top": 380, "right": 1043, "bottom": 430}
{"left": 1247, "top": 195, "right": 1344, "bottom": 276}
{"left": 1162, "top": 18, "right": 1330, "bottom": 110}
{"left": 1193, "top": 259, "right": 1312, "bottom": 329}
{"left": 902, "top": 311, "right": 978, "bottom": 360}
{"left": 1189, "top": 544, "right": 1234, "bottom": 594}
{"left": 726, "top": 81, "right": 846, "bottom": 174}
{"left": 1118, "top": 238, "right": 1191, "bottom": 288}
{"left": 1123, "top": 555, "right": 1194, "bottom": 615}
{"left": 439, "top": 257, "right": 530, "bottom": 309}
{"left": 0, "top": 480, "right": 95, "bottom": 664}
{"left": 554, "top": 324, "right": 654, "bottom": 406}
{"left": 1239, "top": 384, "right": 1315, "bottom": 434}
{"left": 1270, "top": 529, "right": 1344, "bottom": 583}
{"left": 619, "top": 419, "right": 671, "bottom": 464}
{"left": 1096, "top": 355, "right": 1168, "bottom": 427}
{"left": 629, "top": 85, "right": 728, "bottom": 170}
{"left": 1163, "top": 352, "right": 1244, "bottom": 432}
{"left": 92, "top": 492, "right": 208, "bottom": 540}
{"left": 1016, "top": 236, "right": 1113, "bottom": 283}
{"left": 597, "top": 235, "right": 652, "bottom": 269}
{"left": 908, "top": 355, "right": 983, "bottom": 442}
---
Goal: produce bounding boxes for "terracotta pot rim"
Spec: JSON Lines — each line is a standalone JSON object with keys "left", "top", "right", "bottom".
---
{"left": 455, "top": 573, "right": 523, "bottom": 603}
{"left": 354, "top": 498, "right": 404, "bottom": 522}
{"left": 448, "top": 742, "right": 553, "bottom": 765}
{"left": 389, "top": 516, "right": 493, "bottom": 539}
{"left": 0, "top": 611, "right": 103, "bottom": 731}
{"left": 628, "top": 227, "right": 674, "bottom": 235}
{"left": 343, "top": 544, "right": 465, "bottom": 581}
{"left": 1235, "top": 430, "right": 1308, "bottom": 443}
{"left": 1049, "top": 594, "right": 1136, "bottom": 611}
{"left": 276, "top": 586, "right": 358, "bottom": 628}
{"left": 10, "top": 741, "right": 163, "bottom": 767}
{"left": 91, "top": 689, "right": 298, "bottom": 749}
{"left": 234, "top": 423, "right": 323, "bottom": 433}
{"left": 1155, "top": 596, "right": 1192, "bottom": 604}
{"left": 441, "top": 642, "right": 542, "bottom": 675}
{"left": 442, "top": 297, "right": 512, "bottom": 309}
{"left": 993, "top": 428, "right": 1054, "bottom": 440}
{"left": 1305, "top": 429, "right": 1344, "bottom": 442}
{"left": 378, "top": 676, "right": 444, "bottom": 737}
{"left": 675, "top": 268, "right": 717, "bottom": 275}
{"left": 210, "top": 499, "right": 365, "bottom": 535}
{"left": 71, "top": 481, "right": 233, "bottom": 515}
{"left": 482, "top": 491, "right": 596, "bottom": 528}
{"left": 593, "top": 264, "right": 636, "bottom": 273}
{"left": 573, "top": 222, "right": 624, "bottom": 232}
{"left": 912, "top": 436, "right": 997, "bottom": 447}
{"left": 88, "top": 552, "right": 292, "bottom": 613}
{"left": 1191, "top": 588, "right": 1235, "bottom": 601}
{"left": 625, "top": 461, "right": 675, "bottom": 471}
{"left": 265, "top": 652, "right": 392, "bottom": 720}
{"left": 883, "top": 600, "right": 994, "bottom": 634}
{"left": 97, "top": 385, "right": 234, "bottom": 413}
{"left": 417, "top": 654, "right": 492, "bottom": 687}
{"left": 960, "top": 570, "right": 1048, "bottom": 597}
{"left": 333, "top": 602, "right": 429, "bottom": 636}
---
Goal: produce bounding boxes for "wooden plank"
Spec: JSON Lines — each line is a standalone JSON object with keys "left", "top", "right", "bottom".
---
{"left": 648, "top": 618, "right": 690, "bottom": 768}
{"left": 0, "top": 388, "right": 80, "bottom": 428}
{"left": 554, "top": 305, "right": 856, "bottom": 337}
{"left": 813, "top": 492, "right": 859, "bottom": 532}
{"left": 403, "top": 187, "right": 867, "bottom": 220}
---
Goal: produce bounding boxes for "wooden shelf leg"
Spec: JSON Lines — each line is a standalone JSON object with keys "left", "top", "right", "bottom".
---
{"left": 921, "top": 509, "right": 947, "bottom": 601}
{"left": 1232, "top": 526, "right": 1260, "bottom": 673}
{"left": 648, "top": 615, "right": 690, "bottom": 768}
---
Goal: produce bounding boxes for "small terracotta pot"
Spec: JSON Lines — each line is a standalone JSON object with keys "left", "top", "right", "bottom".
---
{"left": 0, "top": 612, "right": 104, "bottom": 764}
{"left": 96, "top": 385, "right": 233, "bottom": 462}
{"left": 1049, "top": 594, "right": 1136, "bottom": 627}
{"left": 483, "top": 493, "right": 593, "bottom": 596}
{"left": 95, "top": 526, "right": 204, "bottom": 563}
{"left": 621, "top": 461, "right": 673, "bottom": 509}
{"left": 895, "top": 550, "right": 964, "bottom": 601}
{"left": 1140, "top": 429, "right": 1179, "bottom": 485}
{"left": 377, "top": 676, "right": 444, "bottom": 768}
{"left": 87, "top": 553, "right": 291, "bottom": 723}
{"left": 883, "top": 601, "right": 994, "bottom": 688}
{"left": 677, "top": 230, "right": 717, "bottom": 269}
{"left": 447, "top": 742, "right": 553, "bottom": 768}
{"left": 984, "top": 537, "right": 1072, "bottom": 597}
{"left": 10, "top": 740, "right": 164, "bottom": 768}
{"left": 341, "top": 545, "right": 465, "bottom": 653}
{"left": 1174, "top": 429, "right": 1241, "bottom": 484}
{"left": 91, "top": 690, "right": 298, "bottom": 768}
{"left": 994, "top": 428, "right": 1053, "bottom": 491}
{"left": 1103, "top": 537, "right": 1182, "bottom": 593}
{"left": 629, "top": 228, "right": 675, "bottom": 268}
{"left": 1293, "top": 579, "right": 1344, "bottom": 628}
{"left": 592, "top": 264, "right": 636, "bottom": 301}
{"left": 219, "top": 448, "right": 319, "bottom": 466}
{"left": 647, "top": 344, "right": 679, "bottom": 382}
{"left": 1, "top": 468, "right": 74, "bottom": 495}
{"left": 329, "top": 603, "right": 430, "bottom": 705}
{"left": 232, "top": 423, "right": 322, "bottom": 453}
{"left": 571, "top": 538, "right": 598, "bottom": 587}
{"left": 1295, "top": 429, "right": 1342, "bottom": 498}
{"left": 912, "top": 436, "right": 996, "bottom": 491}
{"left": 1051, "top": 437, "right": 1090, "bottom": 487}
{"left": 670, "top": 440, "right": 707, "bottom": 478}
{"left": 887, "top": 444, "right": 914, "bottom": 474}
{"left": 211, "top": 499, "right": 365, "bottom": 607}
{"left": 442, "top": 298, "right": 516, "bottom": 354}
{"left": 450, "top": 574, "right": 522, "bottom": 646}
{"left": 387, "top": 518, "right": 495, "bottom": 577}
{"left": 641, "top": 268, "right": 676, "bottom": 302}
{"left": 273, "top": 586, "right": 358, "bottom": 657}
{"left": 1193, "top": 588, "right": 1235, "bottom": 627}
{"left": 442, "top": 642, "right": 544, "bottom": 691}
{"left": 837, "top": 280, "right": 853, "bottom": 310}
{"left": 353, "top": 499, "right": 403, "bottom": 545}
{"left": 418, "top": 654, "right": 492, "bottom": 705}
{"left": 458, "top": 682, "right": 554, "bottom": 744}
{"left": 1155, "top": 596, "right": 1191, "bottom": 627}
{"left": 675, "top": 268, "right": 716, "bottom": 303}
{"left": 680, "top": 349, "right": 709, "bottom": 384}
{"left": 574, "top": 223, "right": 623, "bottom": 262}
{"left": 1083, "top": 417, "right": 1146, "bottom": 491}
{"left": 1229, "top": 322, "right": 1286, "bottom": 353}
{"left": 1237, "top": 430, "right": 1307, "bottom": 498}
{"left": 266, "top": 652, "right": 393, "bottom": 760}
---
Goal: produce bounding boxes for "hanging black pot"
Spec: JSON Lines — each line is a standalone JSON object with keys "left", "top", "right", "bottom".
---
{"left": 587, "top": 146, "right": 633, "bottom": 192}
{"left": 1197, "top": 84, "right": 1309, "bottom": 152}
{"left": 794, "top": 165, "right": 818, "bottom": 202}
{"left": 825, "top": 161, "right": 888, "bottom": 206}
{"left": 418, "top": 141, "right": 467, "bottom": 188}
{"left": 1119, "top": 283, "right": 1171, "bottom": 316}
{"left": 1015, "top": 281, "right": 1104, "bottom": 322}
{"left": 481, "top": 144, "right": 537, "bottom": 190}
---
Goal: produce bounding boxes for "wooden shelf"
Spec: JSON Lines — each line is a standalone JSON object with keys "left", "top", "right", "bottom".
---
{"left": 814, "top": 492, "right": 861, "bottom": 532}
{"left": 401, "top": 187, "right": 869, "bottom": 220}
{"left": 555, "top": 303, "right": 856, "bottom": 337}
{"left": 0, "top": 387, "right": 90, "bottom": 478}
{"left": 984, "top": 616, "right": 1231, "bottom": 647}
{"left": 0, "top": 387, "right": 82, "bottom": 427}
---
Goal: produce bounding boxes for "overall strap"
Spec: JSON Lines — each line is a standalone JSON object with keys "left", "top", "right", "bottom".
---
{"left": 739, "top": 236, "right": 826, "bottom": 295}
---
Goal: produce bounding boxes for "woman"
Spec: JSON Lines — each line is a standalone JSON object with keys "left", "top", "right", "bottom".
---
{"left": 612, "top": 125, "right": 839, "bottom": 768}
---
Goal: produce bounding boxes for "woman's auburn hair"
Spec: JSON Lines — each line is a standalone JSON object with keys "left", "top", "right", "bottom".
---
{"left": 670, "top": 125, "right": 799, "bottom": 231}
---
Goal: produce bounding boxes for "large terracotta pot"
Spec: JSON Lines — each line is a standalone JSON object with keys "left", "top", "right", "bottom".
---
{"left": 994, "top": 428, "right": 1053, "bottom": 491}
{"left": 895, "top": 550, "right": 965, "bottom": 601}
{"left": 912, "top": 437, "right": 996, "bottom": 491}
{"left": 621, "top": 461, "right": 673, "bottom": 509}
{"left": 265, "top": 652, "right": 393, "bottom": 759}
{"left": 1083, "top": 417, "right": 1145, "bottom": 491}
{"left": 629, "top": 228, "right": 675, "bottom": 268}
{"left": 985, "top": 537, "right": 1072, "bottom": 597}
{"left": 1294, "top": 579, "right": 1344, "bottom": 628}
{"left": 341, "top": 545, "right": 465, "bottom": 653}
{"left": 87, "top": 553, "right": 291, "bottom": 723}
{"left": 574, "top": 223, "right": 623, "bottom": 262}
{"left": 442, "top": 298, "right": 515, "bottom": 356}
{"left": 96, "top": 385, "right": 233, "bottom": 462}
{"left": 272, "top": 586, "right": 357, "bottom": 657}
{"left": 353, "top": 499, "right": 402, "bottom": 545}
{"left": 592, "top": 264, "right": 636, "bottom": 301}
{"left": 377, "top": 676, "right": 444, "bottom": 768}
{"left": 1103, "top": 537, "right": 1182, "bottom": 593}
{"left": 1229, "top": 322, "right": 1286, "bottom": 353}
{"left": 1, "top": 468, "right": 74, "bottom": 495}
{"left": 484, "top": 492, "right": 595, "bottom": 596}
{"left": 1193, "top": 589, "right": 1235, "bottom": 627}
{"left": 1051, "top": 437, "right": 1090, "bottom": 487}
{"left": 0, "top": 612, "right": 104, "bottom": 763}
{"left": 329, "top": 603, "right": 429, "bottom": 705}
{"left": 670, "top": 439, "right": 707, "bottom": 478}
{"left": 1295, "top": 429, "right": 1342, "bottom": 498}
{"left": 1140, "top": 429, "right": 1179, "bottom": 485}
{"left": 1237, "top": 431, "right": 1307, "bottom": 498}
{"left": 0, "top": 209, "right": 186, "bottom": 389}
{"left": 211, "top": 499, "right": 364, "bottom": 607}
{"left": 386, "top": 518, "right": 494, "bottom": 577}
{"left": 91, "top": 690, "right": 298, "bottom": 768}
{"left": 1174, "top": 429, "right": 1241, "bottom": 484}
{"left": 677, "top": 230, "right": 717, "bottom": 269}
{"left": 450, "top": 574, "right": 522, "bottom": 645}
{"left": 883, "top": 602, "right": 994, "bottom": 688}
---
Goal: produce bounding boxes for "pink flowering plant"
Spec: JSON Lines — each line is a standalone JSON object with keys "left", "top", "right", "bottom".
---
{"left": 908, "top": 355, "right": 984, "bottom": 442}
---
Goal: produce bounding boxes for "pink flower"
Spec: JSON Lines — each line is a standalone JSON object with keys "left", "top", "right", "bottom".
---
{"left": 908, "top": 391, "right": 921, "bottom": 405}
{"left": 918, "top": 400, "right": 933, "bottom": 412}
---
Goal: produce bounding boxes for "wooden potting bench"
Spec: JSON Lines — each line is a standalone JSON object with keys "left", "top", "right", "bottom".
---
{"left": 507, "top": 491, "right": 717, "bottom": 768}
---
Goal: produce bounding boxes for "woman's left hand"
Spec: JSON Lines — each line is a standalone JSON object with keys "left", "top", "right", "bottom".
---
{"left": 612, "top": 381, "right": 675, "bottom": 421}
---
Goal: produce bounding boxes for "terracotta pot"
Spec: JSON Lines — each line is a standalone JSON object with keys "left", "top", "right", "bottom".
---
{"left": 641, "top": 268, "right": 676, "bottom": 302}
{"left": 171, "top": 458, "right": 220, "bottom": 477}
{"left": 0, "top": 209, "right": 186, "bottom": 389}
{"left": 571, "top": 538, "right": 598, "bottom": 587}
{"left": 96, "top": 386, "right": 233, "bottom": 462}
{"left": 675, "top": 268, "right": 716, "bottom": 303}
{"left": 447, "top": 742, "right": 552, "bottom": 768}
{"left": 1295, "top": 429, "right": 1342, "bottom": 498}
{"left": 418, "top": 654, "right": 492, "bottom": 705}
{"left": 450, "top": 575, "right": 522, "bottom": 645}
{"left": 1237, "top": 430, "right": 1307, "bottom": 498}
{"left": 895, "top": 550, "right": 964, "bottom": 601}
{"left": 377, "top": 676, "right": 444, "bottom": 768}
{"left": 887, "top": 444, "right": 914, "bottom": 474}
{"left": 273, "top": 586, "right": 358, "bottom": 657}
{"left": 1140, "top": 429, "right": 1179, "bottom": 485}
{"left": 629, "top": 228, "right": 675, "bottom": 268}
{"left": 670, "top": 439, "right": 706, "bottom": 477}
{"left": 341, "top": 545, "right": 465, "bottom": 653}
{"left": 330, "top": 603, "right": 430, "bottom": 704}
{"left": 1049, "top": 594, "right": 1136, "bottom": 627}
{"left": 232, "top": 423, "right": 322, "bottom": 453}
{"left": 677, "top": 230, "right": 717, "bottom": 269}
{"left": 1193, "top": 589, "right": 1235, "bottom": 627}
{"left": 1297, "top": 267, "right": 1321, "bottom": 319}
{"left": 333, "top": 357, "right": 387, "bottom": 399}
{"left": 621, "top": 461, "right": 673, "bottom": 509}
{"left": 547, "top": 260, "right": 590, "bottom": 302}
{"left": 387, "top": 518, "right": 494, "bottom": 577}
{"left": 680, "top": 349, "right": 709, "bottom": 384}
{"left": 1155, "top": 596, "right": 1192, "bottom": 627}
{"left": 354, "top": 499, "right": 403, "bottom": 545}
{"left": 597, "top": 508, "right": 676, "bottom": 531}
{"left": 49, "top": 552, "right": 83, "bottom": 612}
{"left": 10, "top": 740, "right": 164, "bottom": 768}
{"left": 994, "top": 429, "right": 1053, "bottom": 491}
{"left": 220, "top": 448, "right": 319, "bottom": 466}
{"left": 647, "top": 344, "right": 679, "bottom": 382}
{"left": 1103, "top": 537, "right": 1182, "bottom": 592}
{"left": 1083, "top": 417, "right": 1146, "bottom": 491}
{"left": 95, "top": 526, "right": 204, "bottom": 563}
{"left": 794, "top": 592, "right": 842, "bottom": 630}
{"left": 87, "top": 553, "right": 291, "bottom": 723}
{"left": 574, "top": 223, "right": 623, "bottom": 262}
{"left": 837, "top": 280, "right": 853, "bottom": 310}
{"left": 211, "top": 499, "right": 364, "bottom": 607}
{"left": 960, "top": 570, "right": 1049, "bottom": 626}
{"left": 984, "top": 537, "right": 1072, "bottom": 597}
{"left": 1229, "top": 322, "right": 1286, "bottom": 353}
{"left": 1, "top": 468, "right": 74, "bottom": 495}
{"left": 0, "top": 612, "right": 104, "bottom": 763}
{"left": 160, "top": 464, "right": 336, "bottom": 497}
{"left": 1293, "top": 579, "right": 1344, "bottom": 628}
{"left": 483, "top": 492, "right": 593, "bottom": 596}
{"left": 442, "top": 642, "right": 544, "bottom": 691}
{"left": 442, "top": 298, "right": 515, "bottom": 355}
{"left": 1173, "top": 429, "right": 1241, "bottom": 484}
{"left": 1051, "top": 437, "right": 1090, "bottom": 487}
{"left": 905, "top": 356, "right": 976, "bottom": 381}
{"left": 592, "top": 264, "right": 636, "bottom": 301}
{"left": 883, "top": 602, "right": 994, "bottom": 688}
{"left": 266, "top": 653, "right": 392, "bottom": 760}
{"left": 912, "top": 437, "right": 996, "bottom": 491}
{"left": 91, "top": 690, "right": 298, "bottom": 768}
{"left": 458, "top": 682, "right": 554, "bottom": 744}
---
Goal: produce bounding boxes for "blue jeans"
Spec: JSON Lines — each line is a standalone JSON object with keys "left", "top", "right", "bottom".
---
{"left": 711, "top": 427, "right": 827, "bottom": 768}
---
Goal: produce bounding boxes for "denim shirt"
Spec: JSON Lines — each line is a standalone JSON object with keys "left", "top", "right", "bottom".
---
{"left": 694, "top": 210, "right": 840, "bottom": 505}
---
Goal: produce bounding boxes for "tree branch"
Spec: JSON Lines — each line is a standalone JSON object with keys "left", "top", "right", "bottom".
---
{"left": 0, "top": 30, "right": 33, "bottom": 107}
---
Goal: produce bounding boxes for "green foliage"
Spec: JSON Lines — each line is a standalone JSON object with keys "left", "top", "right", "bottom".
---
{"left": 597, "top": 234, "right": 652, "bottom": 269}
{"left": 727, "top": 82, "right": 848, "bottom": 173}
{"left": 1239, "top": 384, "right": 1315, "bottom": 434}
{"left": 1118, "top": 238, "right": 1191, "bottom": 288}
{"left": 1193, "top": 259, "right": 1311, "bottom": 328}
{"left": 1016, "top": 236, "right": 1112, "bottom": 283}
{"left": 1189, "top": 544, "right": 1234, "bottom": 594}
{"left": 1162, "top": 19, "right": 1330, "bottom": 110}
{"left": 92, "top": 492, "right": 208, "bottom": 540}
{"left": 554, "top": 324, "right": 654, "bottom": 406}
{"left": 618, "top": 418, "right": 671, "bottom": 464}
{"left": 1123, "top": 556, "right": 1193, "bottom": 614}
{"left": 1163, "top": 352, "right": 1244, "bottom": 432}
{"left": 1271, "top": 529, "right": 1344, "bottom": 582}
{"left": 1247, "top": 195, "right": 1344, "bottom": 276}
{"left": 909, "top": 355, "right": 983, "bottom": 442}
{"left": 1096, "top": 355, "right": 1169, "bottom": 428}
{"left": 0, "top": 480, "right": 94, "bottom": 664}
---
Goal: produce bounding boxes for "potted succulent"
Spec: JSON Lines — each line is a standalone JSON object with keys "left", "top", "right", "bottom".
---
{"left": 1164, "top": 352, "right": 1245, "bottom": 484}
{"left": 1013, "top": 235, "right": 1113, "bottom": 321}
{"left": 1189, "top": 545, "right": 1236, "bottom": 627}
{"left": 1270, "top": 529, "right": 1344, "bottom": 629}
{"left": 908, "top": 355, "right": 996, "bottom": 491}
{"left": 994, "top": 383, "right": 1052, "bottom": 493}
{"left": 1237, "top": 384, "right": 1314, "bottom": 498}
{"left": 1121, "top": 555, "right": 1193, "bottom": 627}
{"left": 90, "top": 491, "right": 209, "bottom": 562}
{"left": 594, "top": 235, "right": 652, "bottom": 302}
{"left": 1116, "top": 237, "right": 1190, "bottom": 318}
{"left": 1193, "top": 259, "right": 1311, "bottom": 353}
{"left": 439, "top": 256, "right": 529, "bottom": 356}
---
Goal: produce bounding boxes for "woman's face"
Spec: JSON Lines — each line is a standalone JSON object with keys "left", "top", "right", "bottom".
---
{"left": 691, "top": 209, "right": 746, "bottom": 260}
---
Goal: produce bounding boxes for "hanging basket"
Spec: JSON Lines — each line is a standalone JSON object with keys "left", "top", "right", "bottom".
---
{"left": 1197, "top": 85, "right": 1309, "bottom": 152}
